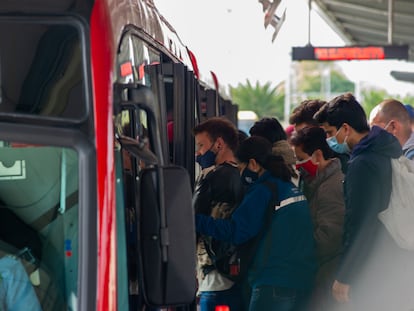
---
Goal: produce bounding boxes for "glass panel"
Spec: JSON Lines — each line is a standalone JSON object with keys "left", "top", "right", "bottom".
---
{"left": 114, "top": 107, "right": 155, "bottom": 308}
{"left": 0, "top": 20, "right": 87, "bottom": 120}
{"left": 0, "top": 142, "right": 79, "bottom": 310}
{"left": 116, "top": 33, "right": 160, "bottom": 86}
{"left": 115, "top": 108, "right": 153, "bottom": 172}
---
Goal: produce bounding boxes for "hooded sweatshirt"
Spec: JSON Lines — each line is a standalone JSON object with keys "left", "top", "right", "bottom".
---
{"left": 403, "top": 131, "right": 414, "bottom": 159}
{"left": 337, "top": 127, "right": 402, "bottom": 284}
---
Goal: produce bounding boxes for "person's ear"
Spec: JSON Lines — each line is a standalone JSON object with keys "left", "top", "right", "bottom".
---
{"left": 389, "top": 120, "right": 398, "bottom": 133}
{"left": 342, "top": 123, "right": 352, "bottom": 136}
{"left": 312, "top": 149, "right": 323, "bottom": 164}
{"left": 215, "top": 137, "right": 224, "bottom": 150}
{"left": 248, "top": 158, "right": 261, "bottom": 173}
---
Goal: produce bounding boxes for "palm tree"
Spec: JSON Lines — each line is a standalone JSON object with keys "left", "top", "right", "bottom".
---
{"left": 229, "top": 79, "right": 284, "bottom": 120}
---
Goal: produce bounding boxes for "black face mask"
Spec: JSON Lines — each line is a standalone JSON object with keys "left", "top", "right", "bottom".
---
{"left": 241, "top": 167, "right": 259, "bottom": 186}
{"left": 196, "top": 149, "right": 216, "bottom": 169}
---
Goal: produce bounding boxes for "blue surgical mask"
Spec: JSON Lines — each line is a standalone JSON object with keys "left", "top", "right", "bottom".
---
{"left": 196, "top": 150, "right": 216, "bottom": 169}
{"left": 326, "top": 127, "right": 350, "bottom": 154}
{"left": 241, "top": 167, "right": 259, "bottom": 186}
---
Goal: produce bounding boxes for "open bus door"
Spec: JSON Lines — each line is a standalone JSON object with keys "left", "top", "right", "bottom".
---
{"left": 113, "top": 84, "right": 197, "bottom": 309}
{"left": 205, "top": 89, "right": 219, "bottom": 119}
{"left": 223, "top": 99, "right": 239, "bottom": 127}
{"left": 145, "top": 62, "right": 197, "bottom": 184}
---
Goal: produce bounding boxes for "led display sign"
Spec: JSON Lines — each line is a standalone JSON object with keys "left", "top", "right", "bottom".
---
{"left": 292, "top": 45, "right": 409, "bottom": 61}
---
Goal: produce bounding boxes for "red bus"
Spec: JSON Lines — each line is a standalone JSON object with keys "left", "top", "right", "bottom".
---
{"left": 0, "top": 0, "right": 237, "bottom": 310}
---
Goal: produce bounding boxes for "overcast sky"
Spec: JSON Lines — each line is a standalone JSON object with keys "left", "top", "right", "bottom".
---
{"left": 155, "top": 0, "right": 414, "bottom": 97}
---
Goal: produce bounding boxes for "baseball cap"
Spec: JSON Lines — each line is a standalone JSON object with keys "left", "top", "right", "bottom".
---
{"left": 404, "top": 104, "right": 414, "bottom": 120}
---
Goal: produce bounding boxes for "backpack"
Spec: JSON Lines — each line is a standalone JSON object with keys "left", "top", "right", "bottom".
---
{"left": 378, "top": 156, "right": 414, "bottom": 250}
{"left": 203, "top": 181, "right": 278, "bottom": 282}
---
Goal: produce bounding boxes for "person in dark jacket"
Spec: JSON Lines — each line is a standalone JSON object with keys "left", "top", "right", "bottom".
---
{"left": 314, "top": 93, "right": 414, "bottom": 310}
{"left": 290, "top": 127, "right": 345, "bottom": 311}
{"left": 196, "top": 136, "right": 316, "bottom": 311}
{"left": 192, "top": 117, "right": 245, "bottom": 311}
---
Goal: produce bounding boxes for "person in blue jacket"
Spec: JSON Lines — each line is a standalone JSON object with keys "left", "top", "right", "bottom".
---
{"left": 196, "top": 136, "right": 316, "bottom": 311}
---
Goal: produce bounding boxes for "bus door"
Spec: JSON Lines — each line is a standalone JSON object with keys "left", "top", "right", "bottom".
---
{"left": 223, "top": 99, "right": 238, "bottom": 126}
{"left": 145, "top": 63, "right": 197, "bottom": 184}
{"left": 205, "top": 88, "right": 219, "bottom": 119}
{"left": 113, "top": 83, "right": 197, "bottom": 309}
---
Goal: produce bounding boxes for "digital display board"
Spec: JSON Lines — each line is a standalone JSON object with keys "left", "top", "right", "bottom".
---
{"left": 292, "top": 45, "right": 409, "bottom": 61}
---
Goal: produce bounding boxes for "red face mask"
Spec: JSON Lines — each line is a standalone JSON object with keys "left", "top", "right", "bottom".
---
{"left": 296, "top": 157, "right": 318, "bottom": 178}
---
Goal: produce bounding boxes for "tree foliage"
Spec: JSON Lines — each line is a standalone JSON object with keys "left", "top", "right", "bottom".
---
{"left": 229, "top": 80, "right": 284, "bottom": 119}
{"left": 296, "top": 62, "right": 354, "bottom": 94}
{"left": 228, "top": 62, "right": 414, "bottom": 121}
{"left": 360, "top": 88, "right": 389, "bottom": 117}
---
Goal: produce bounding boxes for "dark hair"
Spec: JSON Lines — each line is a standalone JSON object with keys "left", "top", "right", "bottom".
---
{"left": 236, "top": 136, "right": 292, "bottom": 182}
{"left": 313, "top": 93, "right": 370, "bottom": 133}
{"left": 290, "top": 126, "right": 334, "bottom": 160}
{"left": 289, "top": 99, "right": 327, "bottom": 126}
{"left": 192, "top": 117, "right": 239, "bottom": 153}
{"left": 249, "top": 117, "right": 286, "bottom": 143}
{"left": 238, "top": 129, "right": 248, "bottom": 145}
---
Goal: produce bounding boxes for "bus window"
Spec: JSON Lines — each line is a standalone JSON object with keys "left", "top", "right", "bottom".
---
{"left": 116, "top": 32, "right": 161, "bottom": 86}
{"left": 0, "top": 19, "right": 87, "bottom": 121}
{"left": 116, "top": 108, "right": 153, "bottom": 171}
{"left": 0, "top": 142, "right": 79, "bottom": 311}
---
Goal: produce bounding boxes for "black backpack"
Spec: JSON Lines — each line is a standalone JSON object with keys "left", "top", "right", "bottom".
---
{"left": 203, "top": 181, "right": 278, "bottom": 282}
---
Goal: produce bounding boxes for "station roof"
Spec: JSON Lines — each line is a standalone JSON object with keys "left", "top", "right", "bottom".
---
{"left": 312, "top": 0, "right": 414, "bottom": 62}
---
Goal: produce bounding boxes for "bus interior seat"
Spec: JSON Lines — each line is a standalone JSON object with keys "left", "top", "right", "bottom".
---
{"left": 0, "top": 146, "right": 79, "bottom": 310}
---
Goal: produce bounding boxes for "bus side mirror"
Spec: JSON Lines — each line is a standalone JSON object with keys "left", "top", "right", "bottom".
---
{"left": 138, "top": 165, "right": 196, "bottom": 307}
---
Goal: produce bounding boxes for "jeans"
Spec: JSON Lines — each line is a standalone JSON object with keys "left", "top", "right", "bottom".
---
{"left": 199, "top": 285, "right": 243, "bottom": 311}
{"left": 248, "top": 285, "right": 310, "bottom": 311}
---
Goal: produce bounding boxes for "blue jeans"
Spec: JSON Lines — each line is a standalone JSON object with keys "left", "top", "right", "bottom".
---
{"left": 199, "top": 285, "right": 243, "bottom": 311}
{"left": 249, "top": 285, "right": 310, "bottom": 311}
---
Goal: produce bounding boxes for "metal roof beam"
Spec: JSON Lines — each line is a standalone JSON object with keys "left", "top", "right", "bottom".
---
{"left": 318, "top": 0, "right": 414, "bottom": 20}
{"left": 340, "top": 22, "right": 414, "bottom": 44}
{"left": 312, "top": 0, "right": 354, "bottom": 44}
{"left": 321, "top": 0, "right": 388, "bottom": 15}
{"left": 334, "top": 12, "right": 386, "bottom": 29}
